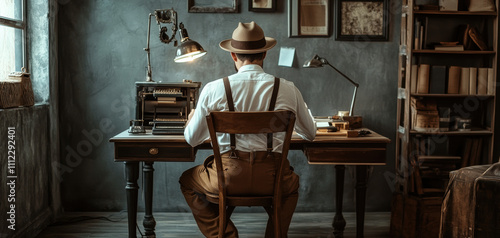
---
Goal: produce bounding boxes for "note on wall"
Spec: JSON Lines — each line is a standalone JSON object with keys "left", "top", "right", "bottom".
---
{"left": 278, "top": 47, "right": 295, "bottom": 67}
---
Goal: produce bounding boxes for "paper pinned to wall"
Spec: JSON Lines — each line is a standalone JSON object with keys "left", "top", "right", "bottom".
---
{"left": 278, "top": 47, "right": 295, "bottom": 67}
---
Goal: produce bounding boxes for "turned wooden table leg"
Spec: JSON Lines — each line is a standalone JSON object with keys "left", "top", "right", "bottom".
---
{"left": 125, "top": 161, "right": 139, "bottom": 238}
{"left": 356, "top": 165, "right": 368, "bottom": 238}
{"left": 333, "top": 165, "right": 346, "bottom": 238}
{"left": 143, "top": 162, "right": 156, "bottom": 237}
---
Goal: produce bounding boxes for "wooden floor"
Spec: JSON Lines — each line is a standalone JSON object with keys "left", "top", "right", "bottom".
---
{"left": 36, "top": 212, "right": 390, "bottom": 238}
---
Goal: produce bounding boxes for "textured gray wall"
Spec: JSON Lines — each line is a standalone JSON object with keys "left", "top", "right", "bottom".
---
{"left": 57, "top": 0, "right": 400, "bottom": 212}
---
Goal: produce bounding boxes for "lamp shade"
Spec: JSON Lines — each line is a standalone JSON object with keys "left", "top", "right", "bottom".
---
{"left": 303, "top": 55, "right": 324, "bottom": 68}
{"left": 174, "top": 39, "right": 207, "bottom": 63}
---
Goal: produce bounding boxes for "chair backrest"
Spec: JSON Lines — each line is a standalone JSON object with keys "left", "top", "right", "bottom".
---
{"left": 205, "top": 110, "right": 296, "bottom": 197}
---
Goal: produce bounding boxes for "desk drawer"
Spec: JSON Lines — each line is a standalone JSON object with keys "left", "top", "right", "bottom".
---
{"left": 304, "top": 146, "right": 386, "bottom": 165}
{"left": 114, "top": 142, "right": 195, "bottom": 162}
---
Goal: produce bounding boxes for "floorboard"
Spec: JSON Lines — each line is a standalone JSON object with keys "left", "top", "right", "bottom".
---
{"left": 36, "top": 212, "right": 390, "bottom": 238}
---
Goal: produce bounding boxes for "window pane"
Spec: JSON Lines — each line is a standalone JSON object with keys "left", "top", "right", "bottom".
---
{"left": 0, "top": 25, "right": 23, "bottom": 79}
{"left": 0, "top": 0, "right": 22, "bottom": 20}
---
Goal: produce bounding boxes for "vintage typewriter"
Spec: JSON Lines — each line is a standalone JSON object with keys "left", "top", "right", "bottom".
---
{"left": 129, "top": 81, "right": 201, "bottom": 135}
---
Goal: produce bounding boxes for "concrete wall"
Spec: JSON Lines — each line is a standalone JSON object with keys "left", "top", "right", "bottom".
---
{"left": 57, "top": 0, "right": 401, "bottom": 212}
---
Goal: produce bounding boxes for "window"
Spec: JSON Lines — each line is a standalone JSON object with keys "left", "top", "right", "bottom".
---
{"left": 0, "top": 0, "right": 26, "bottom": 80}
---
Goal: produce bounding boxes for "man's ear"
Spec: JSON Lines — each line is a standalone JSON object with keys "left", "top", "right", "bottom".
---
{"left": 230, "top": 52, "right": 238, "bottom": 62}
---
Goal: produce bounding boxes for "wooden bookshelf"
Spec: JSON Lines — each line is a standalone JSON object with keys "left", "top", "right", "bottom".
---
{"left": 392, "top": 0, "right": 498, "bottom": 236}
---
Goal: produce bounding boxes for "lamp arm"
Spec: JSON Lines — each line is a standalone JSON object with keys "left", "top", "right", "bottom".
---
{"left": 325, "top": 62, "right": 359, "bottom": 88}
{"left": 144, "top": 13, "right": 154, "bottom": 82}
{"left": 325, "top": 62, "right": 359, "bottom": 116}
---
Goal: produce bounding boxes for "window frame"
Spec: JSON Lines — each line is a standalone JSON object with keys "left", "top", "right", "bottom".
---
{"left": 0, "top": 0, "right": 28, "bottom": 72}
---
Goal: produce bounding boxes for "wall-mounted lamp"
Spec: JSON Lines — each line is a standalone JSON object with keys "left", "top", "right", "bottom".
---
{"left": 303, "top": 54, "right": 362, "bottom": 129}
{"left": 144, "top": 8, "right": 206, "bottom": 82}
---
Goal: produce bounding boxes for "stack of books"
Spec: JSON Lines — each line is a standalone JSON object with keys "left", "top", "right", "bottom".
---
{"left": 434, "top": 42, "right": 464, "bottom": 51}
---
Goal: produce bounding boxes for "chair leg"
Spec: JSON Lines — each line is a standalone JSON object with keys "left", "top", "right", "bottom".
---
{"left": 219, "top": 203, "right": 226, "bottom": 238}
{"left": 263, "top": 206, "right": 281, "bottom": 238}
{"left": 273, "top": 206, "right": 281, "bottom": 238}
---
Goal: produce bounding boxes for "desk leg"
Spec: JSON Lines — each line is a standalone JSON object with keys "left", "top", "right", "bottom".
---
{"left": 333, "top": 165, "right": 346, "bottom": 238}
{"left": 143, "top": 162, "right": 156, "bottom": 237}
{"left": 355, "top": 165, "right": 368, "bottom": 238}
{"left": 125, "top": 162, "right": 139, "bottom": 238}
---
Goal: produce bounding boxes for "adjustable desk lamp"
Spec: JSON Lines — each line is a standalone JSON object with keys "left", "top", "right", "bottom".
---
{"left": 131, "top": 8, "right": 207, "bottom": 134}
{"left": 144, "top": 8, "right": 206, "bottom": 82}
{"left": 303, "top": 55, "right": 362, "bottom": 129}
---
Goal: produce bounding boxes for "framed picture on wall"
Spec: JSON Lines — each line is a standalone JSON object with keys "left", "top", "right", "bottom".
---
{"left": 188, "top": 0, "right": 240, "bottom": 13}
{"left": 335, "top": 0, "right": 389, "bottom": 41}
{"left": 288, "top": 0, "right": 331, "bottom": 37}
{"left": 249, "top": 0, "right": 277, "bottom": 12}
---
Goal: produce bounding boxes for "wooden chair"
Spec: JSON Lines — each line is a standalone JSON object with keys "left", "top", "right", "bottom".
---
{"left": 205, "top": 110, "right": 296, "bottom": 238}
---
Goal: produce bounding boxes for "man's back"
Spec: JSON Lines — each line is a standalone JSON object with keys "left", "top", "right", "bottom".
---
{"left": 184, "top": 64, "right": 316, "bottom": 153}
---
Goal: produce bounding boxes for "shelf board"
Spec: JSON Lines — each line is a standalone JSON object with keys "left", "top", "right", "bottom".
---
{"left": 411, "top": 94, "right": 494, "bottom": 98}
{"left": 410, "top": 130, "right": 493, "bottom": 136}
{"left": 414, "top": 10, "right": 497, "bottom": 16}
{"left": 412, "top": 49, "right": 496, "bottom": 54}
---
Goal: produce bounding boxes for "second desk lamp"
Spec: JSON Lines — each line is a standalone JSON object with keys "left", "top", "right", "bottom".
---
{"left": 303, "top": 55, "right": 362, "bottom": 129}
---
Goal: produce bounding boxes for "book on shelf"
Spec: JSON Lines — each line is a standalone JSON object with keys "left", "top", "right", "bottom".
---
{"left": 434, "top": 44, "right": 464, "bottom": 51}
{"left": 429, "top": 65, "right": 446, "bottom": 94}
{"left": 469, "top": 67, "right": 477, "bottom": 95}
{"left": 459, "top": 67, "right": 470, "bottom": 95}
{"left": 477, "top": 68, "right": 488, "bottom": 95}
{"left": 448, "top": 66, "right": 461, "bottom": 94}
{"left": 419, "top": 26, "right": 424, "bottom": 50}
{"left": 411, "top": 65, "right": 418, "bottom": 94}
{"left": 417, "top": 64, "right": 430, "bottom": 94}
{"left": 487, "top": 68, "right": 495, "bottom": 95}
{"left": 414, "top": 20, "right": 421, "bottom": 50}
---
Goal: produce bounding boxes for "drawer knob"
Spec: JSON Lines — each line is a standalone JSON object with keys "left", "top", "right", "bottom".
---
{"left": 149, "top": 148, "right": 159, "bottom": 155}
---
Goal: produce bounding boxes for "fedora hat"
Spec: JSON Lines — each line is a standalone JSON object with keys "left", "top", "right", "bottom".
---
{"left": 219, "top": 21, "right": 276, "bottom": 54}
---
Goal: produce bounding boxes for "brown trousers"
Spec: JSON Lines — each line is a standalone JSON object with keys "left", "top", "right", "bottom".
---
{"left": 179, "top": 151, "right": 299, "bottom": 238}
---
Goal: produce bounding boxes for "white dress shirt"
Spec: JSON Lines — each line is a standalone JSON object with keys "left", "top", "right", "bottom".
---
{"left": 184, "top": 64, "right": 316, "bottom": 153}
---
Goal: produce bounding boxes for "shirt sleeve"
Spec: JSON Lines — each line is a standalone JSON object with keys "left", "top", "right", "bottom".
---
{"left": 292, "top": 86, "right": 317, "bottom": 141}
{"left": 184, "top": 84, "right": 211, "bottom": 146}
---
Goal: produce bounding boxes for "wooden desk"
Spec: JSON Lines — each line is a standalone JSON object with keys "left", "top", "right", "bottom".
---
{"left": 110, "top": 129, "right": 390, "bottom": 238}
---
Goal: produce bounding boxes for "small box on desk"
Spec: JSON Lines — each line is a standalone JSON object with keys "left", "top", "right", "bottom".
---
{"left": 343, "top": 116, "right": 362, "bottom": 129}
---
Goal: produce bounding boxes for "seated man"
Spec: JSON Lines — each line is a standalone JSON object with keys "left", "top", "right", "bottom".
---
{"left": 179, "top": 21, "right": 316, "bottom": 238}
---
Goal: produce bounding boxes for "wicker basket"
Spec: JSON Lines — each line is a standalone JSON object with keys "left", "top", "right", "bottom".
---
{"left": 0, "top": 68, "right": 34, "bottom": 109}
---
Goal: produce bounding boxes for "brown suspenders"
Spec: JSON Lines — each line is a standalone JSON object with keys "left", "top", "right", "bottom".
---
{"left": 223, "top": 76, "right": 280, "bottom": 154}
